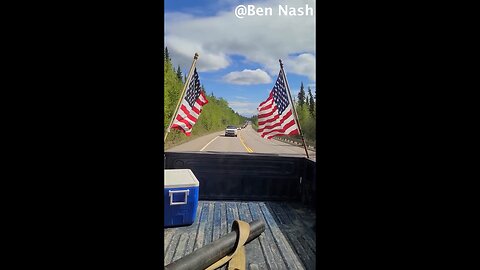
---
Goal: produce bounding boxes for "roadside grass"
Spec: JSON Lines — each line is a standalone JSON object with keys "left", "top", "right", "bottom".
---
{"left": 164, "top": 128, "right": 224, "bottom": 150}
{"left": 273, "top": 136, "right": 316, "bottom": 151}
{"left": 251, "top": 123, "right": 315, "bottom": 150}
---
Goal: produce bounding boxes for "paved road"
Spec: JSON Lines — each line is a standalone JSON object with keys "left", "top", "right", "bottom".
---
{"left": 166, "top": 125, "right": 316, "bottom": 161}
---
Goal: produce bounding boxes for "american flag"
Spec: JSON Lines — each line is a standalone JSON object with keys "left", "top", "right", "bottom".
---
{"left": 257, "top": 68, "right": 299, "bottom": 139}
{"left": 170, "top": 68, "right": 208, "bottom": 136}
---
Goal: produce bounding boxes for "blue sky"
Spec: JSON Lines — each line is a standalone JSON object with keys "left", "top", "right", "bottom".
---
{"left": 165, "top": 0, "right": 316, "bottom": 117}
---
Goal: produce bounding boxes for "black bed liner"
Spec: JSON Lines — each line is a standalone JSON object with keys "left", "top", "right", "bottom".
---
{"left": 164, "top": 201, "right": 316, "bottom": 270}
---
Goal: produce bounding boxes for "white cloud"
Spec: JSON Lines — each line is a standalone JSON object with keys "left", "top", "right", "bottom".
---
{"left": 234, "top": 108, "right": 258, "bottom": 117}
{"left": 228, "top": 100, "right": 260, "bottom": 117}
{"left": 228, "top": 101, "right": 258, "bottom": 107}
{"left": 166, "top": 36, "right": 230, "bottom": 72}
{"left": 283, "top": 53, "right": 316, "bottom": 81}
{"left": 223, "top": 69, "right": 272, "bottom": 85}
{"left": 165, "top": 0, "right": 315, "bottom": 81}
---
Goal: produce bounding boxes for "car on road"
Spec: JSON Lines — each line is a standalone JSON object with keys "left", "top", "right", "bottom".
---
{"left": 225, "top": 125, "right": 238, "bottom": 137}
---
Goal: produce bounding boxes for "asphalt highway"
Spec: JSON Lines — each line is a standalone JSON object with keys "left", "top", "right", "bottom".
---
{"left": 166, "top": 125, "right": 316, "bottom": 160}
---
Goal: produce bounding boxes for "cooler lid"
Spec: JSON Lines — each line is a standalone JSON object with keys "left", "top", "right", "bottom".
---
{"left": 164, "top": 169, "right": 200, "bottom": 188}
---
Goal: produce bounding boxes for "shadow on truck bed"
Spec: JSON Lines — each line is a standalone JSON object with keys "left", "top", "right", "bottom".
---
{"left": 164, "top": 152, "right": 317, "bottom": 270}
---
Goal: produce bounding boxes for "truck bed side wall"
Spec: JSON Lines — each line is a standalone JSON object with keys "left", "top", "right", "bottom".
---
{"left": 164, "top": 152, "right": 316, "bottom": 207}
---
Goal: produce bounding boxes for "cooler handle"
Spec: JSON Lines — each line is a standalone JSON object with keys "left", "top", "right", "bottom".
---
{"left": 169, "top": 190, "right": 190, "bottom": 205}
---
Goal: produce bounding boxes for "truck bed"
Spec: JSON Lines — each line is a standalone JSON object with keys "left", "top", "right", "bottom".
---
{"left": 164, "top": 200, "right": 316, "bottom": 270}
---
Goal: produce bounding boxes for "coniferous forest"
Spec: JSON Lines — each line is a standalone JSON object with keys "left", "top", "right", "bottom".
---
{"left": 293, "top": 82, "right": 316, "bottom": 145}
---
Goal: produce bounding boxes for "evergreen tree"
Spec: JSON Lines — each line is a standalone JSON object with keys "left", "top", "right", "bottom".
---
{"left": 297, "top": 82, "right": 305, "bottom": 107}
{"left": 176, "top": 65, "right": 182, "bottom": 81}
{"left": 164, "top": 47, "right": 170, "bottom": 62}
{"left": 164, "top": 52, "right": 182, "bottom": 131}
{"left": 308, "top": 86, "right": 315, "bottom": 117}
{"left": 305, "top": 91, "right": 310, "bottom": 108}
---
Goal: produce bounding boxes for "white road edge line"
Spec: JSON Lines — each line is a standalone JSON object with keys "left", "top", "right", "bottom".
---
{"left": 200, "top": 136, "right": 219, "bottom": 151}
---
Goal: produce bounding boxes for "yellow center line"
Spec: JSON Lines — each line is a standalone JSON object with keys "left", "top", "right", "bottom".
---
{"left": 238, "top": 133, "right": 254, "bottom": 153}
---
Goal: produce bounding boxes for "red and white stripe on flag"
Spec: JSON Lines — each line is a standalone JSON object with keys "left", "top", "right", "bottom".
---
{"left": 257, "top": 69, "right": 299, "bottom": 139}
{"left": 170, "top": 69, "right": 208, "bottom": 136}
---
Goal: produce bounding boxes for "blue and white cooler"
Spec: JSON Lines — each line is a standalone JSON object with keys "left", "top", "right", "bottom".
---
{"left": 164, "top": 169, "right": 199, "bottom": 227}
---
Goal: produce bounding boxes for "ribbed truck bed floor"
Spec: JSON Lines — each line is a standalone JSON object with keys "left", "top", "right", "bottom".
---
{"left": 164, "top": 201, "right": 316, "bottom": 270}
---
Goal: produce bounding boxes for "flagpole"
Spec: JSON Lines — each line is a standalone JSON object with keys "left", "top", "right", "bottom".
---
{"left": 164, "top": 53, "right": 199, "bottom": 143}
{"left": 279, "top": 59, "right": 310, "bottom": 159}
